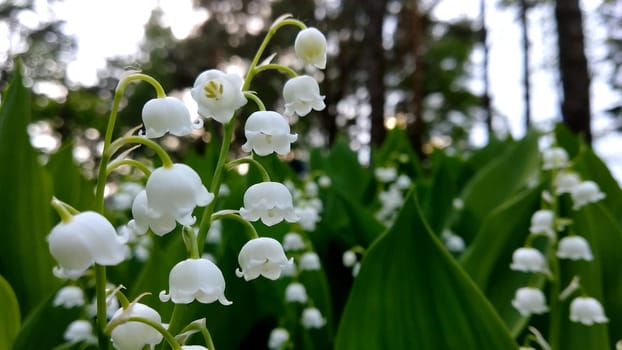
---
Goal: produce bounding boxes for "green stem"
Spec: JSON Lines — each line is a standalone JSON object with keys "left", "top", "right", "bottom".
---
{"left": 211, "top": 210, "right": 259, "bottom": 239}
{"left": 201, "top": 326, "right": 216, "bottom": 350}
{"left": 226, "top": 157, "right": 271, "bottom": 182}
{"left": 252, "top": 63, "right": 297, "bottom": 78}
{"left": 244, "top": 92, "right": 266, "bottom": 111}
{"left": 106, "top": 159, "right": 152, "bottom": 177}
{"left": 51, "top": 197, "right": 74, "bottom": 222}
{"left": 108, "top": 136, "right": 173, "bottom": 168}
{"left": 95, "top": 265, "right": 108, "bottom": 349}
{"left": 182, "top": 226, "right": 200, "bottom": 259}
{"left": 548, "top": 168, "right": 561, "bottom": 350}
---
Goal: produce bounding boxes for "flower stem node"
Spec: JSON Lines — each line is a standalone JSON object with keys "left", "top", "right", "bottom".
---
{"left": 570, "top": 180, "right": 606, "bottom": 210}
{"left": 294, "top": 27, "right": 327, "bottom": 69}
{"left": 510, "top": 247, "right": 548, "bottom": 273}
{"left": 190, "top": 69, "right": 247, "bottom": 124}
{"left": 141, "top": 97, "right": 195, "bottom": 138}
{"left": 235, "top": 237, "right": 293, "bottom": 281}
{"left": 110, "top": 303, "right": 164, "bottom": 350}
{"left": 570, "top": 297, "right": 609, "bottom": 325}
{"left": 47, "top": 211, "right": 127, "bottom": 279}
{"left": 159, "top": 258, "right": 231, "bottom": 305}
{"left": 239, "top": 182, "right": 299, "bottom": 226}
{"left": 512, "top": 287, "right": 549, "bottom": 316}
{"left": 301, "top": 307, "right": 326, "bottom": 329}
{"left": 557, "top": 236, "right": 593, "bottom": 261}
{"left": 283, "top": 75, "right": 326, "bottom": 117}
{"left": 241, "top": 111, "right": 298, "bottom": 156}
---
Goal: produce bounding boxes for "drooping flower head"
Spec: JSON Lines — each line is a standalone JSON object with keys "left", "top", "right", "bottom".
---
{"left": 510, "top": 247, "right": 547, "bottom": 273}
{"left": 283, "top": 75, "right": 326, "bottom": 117}
{"left": 301, "top": 307, "right": 326, "bottom": 329}
{"left": 299, "top": 251, "right": 321, "bottom": 271}
{"left": 285, "top": 282, "right": 308, "bottom": 303}
{"left": 190, "top": 69, "right": 247, "bottom": 123}
{"left": 110, "top": 303, "right": 163, "bottom": 350}
{"left": 512, "top": 287, "right": 549, "bottom": 316}
{"left": 64, "top": 320, "right": 96, "bottom": 344}
{"left": 128, "top": 190, "right": 177, "bottom": 236}
{"left": 529, "top": 209, "right": 555, "bottom": 237}
{"left": 159, "top": 258, "right": 231, "bottom": 305}
{"left": 268, "top": 328, "right": 290, "bottom": 350}
{"left": 294, "top": 27, "right": 327, "bottom": 69}
{"left": 239, "top": 182, "right": 299, "bottom": 226}
{"left": 235, "top": 237, "right": 293, "bottom": 281}
{"left": 282, "top": 232, "right": 306, "bottom": 252}
{"left": 342, "top": 251, "right": 357, "bottom": 267}
{"left": 541, "top": 147, "right": 569, "bottom": 170}
{"left": 141, "top": 97, "right": 195, "bottom": 138}
{"left": 571, "top": 180, "right": 605, "bottom": 210}
{"left": 241, "top": 111, "right": 298, "bottom": 156}
{"left": 374, "top": 167, "right": 398, "bottom": 183}
{"left": 557, "top": 235, "right": 593, "bottom": 261}
{"left": 554, "top": 171, "right": 581, "bottom": 195}
{"left": 47, "top": 211, "right": 126, "bottom": 279}
{"left": 53, "top": 286, "right": 85, "bottom": 308}
{"left": 570, "top": 296, "right": 608, "bottom": 325}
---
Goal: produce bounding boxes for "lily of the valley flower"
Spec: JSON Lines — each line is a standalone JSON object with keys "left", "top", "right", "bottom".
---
{"left": 294, "top": 27, "right": 327, "bottom": 69}
{"left": 557, "top": 236, "right": 593, "bottom": 261}
{"left": 571, "top": 180, "right": 606, "bottom": 210}
{"left": 182, "top": 346, "right": 209, "bottom": 350}
{"left": 239, "top": 182, "right": 298, "bottom": 226}
{"left": 285, "top": 282, "right": 308, "bottom": 303}
{"left": 64, "top": 320, "right": 96, "bottom": 344}
{"left": 283, "top": 75, "right": 326, "bottom": 117}
{"left": 342, "top": 251, "right": 357, "bottom": 267}
{"left": 53, "top": 286, "right": 85, "bottom": 308}
{"left": 110, "top": 303, "right": 163, "bottom": 350}
{"left": 159, "top": 258, "right": 231, "bottom": 305}
{"left": 529, "top": 209, "right": 555, "bottom": 237}
{"left": 510, "top": 247, "right": 547, "bottom": 273}
{"left": 301, "top": 307, "right": 326, "bottom": 329}
{"left": 190, "top": 69, "right": 247, "bottom": 123}
{"left": 570, "top": 296, "right": 608, "bottom": 325}
{"left": 299, "top": 251, "right": 321, "bottom": 271}
{"left": 268, "top": 328, "right": 290, "bottom": 350}
{"left": 512, "top": 287, "right": 549, "bottom": 316}
{"left": 241, "top": 111, "right": 298, "bottom": 156}
{"left": 542, "top": 147, "right": 569, "bottom": 170}
{"left": 294, "top": 205, "right": 320, "bottom": 231}
{"left": 235, "top": 237, "right": 293, "bottom": 281}
{"left": 374, "top": 167, "right": 398, "bottom": 182}
{"left": 145, "top": 164, "right": 214, "bottom": 228}
{"left": 128, "top": 190, "right": 177, "bottom": 236}
{"left": 282, "top": 232, "right": 306, "bottom": 251}
{"left": 554, "top": 171, "right": 581, "bottom": 195}
{"left": 141, "top": 97, "right": 195, "bottom": 138}
{"left": 48, "top": 211, "right": 126, "bottom": 279}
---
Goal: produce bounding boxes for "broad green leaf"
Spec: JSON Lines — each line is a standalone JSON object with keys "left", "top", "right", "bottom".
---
{"left": 335, "top": 190, "right": 517, "bottom": 349}
{"left": 0, "top": 65, "right": 59, "bottom": 316}
{"left": 0, "top": 274, "right": 20, "bottom": 350}
{"left": 324, "top": 136, "right": 373, "bottom": 203}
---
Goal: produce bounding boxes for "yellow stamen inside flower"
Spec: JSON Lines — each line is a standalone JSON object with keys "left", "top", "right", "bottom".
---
{"left": 203, "top": 80, "right": 224, "bottom": 100}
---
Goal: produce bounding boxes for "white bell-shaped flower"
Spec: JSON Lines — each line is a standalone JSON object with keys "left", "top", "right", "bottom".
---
{"left": 285, "top": 282, "right": 308, "bottom": 303}
{"left": 512, "top": 287, "right": 549, "bottom": 316}
{"left": 141, "top": 97, "right": 195, "bottom": 138}
{"left": 294, "top": 27, "right": 327, "bottom": 69}
{"left": 283, "top": 75, "right": 326, "bottom": 117}
{"left": 268, "top": 328, "right": 290, "bottom": 350}
{"left": 282, "top": 232, "right": 306, "bottom": 251}
{"left": 318, "top": 175, "right": 331, "bottom": 188}
{"left": 571, "top": 180, "right": 606, "bottom": 210}
{"left": 159, "top": 258, "right": 231, "bottom": 305}
{"left": 182, "top": 346, "right": 209, "bottom": 350}
{"left": 128, "top": 190, "right": 177, "bottom": 236}
{"left": 241, "top": 111, "right": 297, "bottom": 156}
{"left": 48, "top": 211, "right": 126, "bottom": 279}
{"left": 301, "top": 307, "right": 326, "bottom": 329}
{"left": 53, "top": 286, "right": 85, "bottom": 308}
{"left": 557, "top": 236, "right": 593, "bottom": 261}
{"left": 555, "top": 171, "right": 581, "bottom": 195}
{"left": 529, "top": 209, "right": 555, "bottom": 237}
{"left": 239, "top": 182, "right": 299, "bottom": 226}
{"left": 395, "top": 174, "right": 412, "bottom": 190}
{"left": 542, "top": 147, "right": 569, "bottom": 170}
{"left": 570, "top": 296, "right": 608, "bottom": 325}
{"left": 145, "top": 164, "right": 214, "bottom": 225}
{"left": 510, "top": 247, "right": 547, "bottom": 272}
{"left": 64, "top": 320, "right": 96, "bottom": 344}
{"left": 442, "top": 229, "right": 466, "bottom": 253}
{"left": 294, "top": 206, "right": 320, "bottom": 231}
{"left": 342, "top": 251, "right": 357, "bottom": 267}
{"left": 110, "top": 303, "right": 163, "bottom": 350}
{"left": 235, "top": 237, "right": 293, "bottom": 281}
{"left": 299, "top": 252, "right": 321, "bottom": 271}
{"left": 190, "top": 69, "right": 247, "bottom": 123}
{"left": 374, "top": 167, "right": 398, "bottom": 183}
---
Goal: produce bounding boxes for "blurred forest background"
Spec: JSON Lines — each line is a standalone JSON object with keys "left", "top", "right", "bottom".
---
{"left": 1, "top": 0, "right": 621, "bottom": 173}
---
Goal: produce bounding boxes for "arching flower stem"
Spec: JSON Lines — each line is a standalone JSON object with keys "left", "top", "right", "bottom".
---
{"left": 244, "top": 92, "right": 266, "bottom": 111}
{"left": 253, "top": 64, "right": 297, "bottom": 78}
{"left": 211, "top": 210, "right": 260, "bottom": 240}
{"left": 179, "top": 319, "right": 216, "bottom": 350}
{"left": 106, "top": 158, "right": 152, "bottom": 177}
{"left": 107, "top": 136, "right": 173, "bottom": 168}
{"left": 226, "top": 157, "right": 271, "bottom": 182}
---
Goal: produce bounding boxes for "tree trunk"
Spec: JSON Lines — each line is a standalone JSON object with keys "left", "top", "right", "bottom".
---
{"left": 555, "top": 0, "right": 592, "bottom": 144}
{"left": 520, "top": 0, "right": 531, "bottom": 130}
{"left": 408, "top": 0, "right": 425, "bottom": 157}
{"left": 480, "top": 0, "right": 492, "bottom": 136}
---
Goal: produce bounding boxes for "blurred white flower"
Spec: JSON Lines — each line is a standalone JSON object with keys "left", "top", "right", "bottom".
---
{"left": 529, "top": 209, "right": 555, "bottom": 237}
{"left": 48, "top": 211, "right": 126, "bottom": 279}
{"left": 128, "top": 190, "right": 177, "bottom": 236}
{"left": 236, "top": 237, "right": 293, "bottom": 281}
{"left": 452, "top": 198, "right": 464, "bottom": 210}
{"left": 110, "top": 303, "right": 163, "bottom": 350}
{"left": 110, "top": 182, "right": 144, "bottom": 211}
{"left": 182, "top": 346, "right": 209, "bottom": 350}
{"left": 557, "top": 236, "right": 593, "bottom": 261}
{"left": 301, "top": 307, "right": 326, "bottom": 329}
{"left": 294, "top": 27, "right": 327, "bottom": 69}
{"left": 510, "top": 247, "right": 547, "bottom": 273}
{"left": 318, "top": 175, "right": 331, "bottom": 188}
{"left": 239, "top": 182, "right": 298, "bottom": 226}
{"left": 159, "top": 258, "right": 231, "bottom": 305}
{"left": 299, "top": 252, "right": 321, "bottom": 271}
{"left": 570, "top": 297, "right": 608, "bottom": 325}
{"left": 542, "top": 147, "right": 569, "bottom": 170}
{"left": 512, "top": 287, "right": 549, "bottom": 316}
{"left": 141, "top": 96, "right": 194, "bottom": 138}
{"left": 64, "top": 320, "right": 96, "bottom": 344}
{"left": 206, "top": 220, "right": 223, "bottom": 244}
{"left": 374, "top": 167, "right": 398, "bottom": 183}
{"left": 53, "top": 286, "right": 85, "bottom": 308}
{"left": 283, "top": 75, "right": 326, "bottom": 116}
{"left": 282, "top": 232, "right": 306, "bottom": 251}
{"left": 352, "top": 262, "right": 361, "bottom": 277}
{"left": 285, "top": 282, "right": 308, "bottom": 303}
{"left": 441, "top": 229, "right": 465, "bottom": 253}
{"left": 304, "top": 181, "right": 319, "bottom": 197}
{"left": 571, "top": 180, "right": 605, "bottom": 210}
{"left": 342, "top": 250, "right": 357, "bottom": 267}
{"left": 241, "top": 111, "right": 297, "bottom": 156}
{"left": 191, "top": 69, "right": 247, "bottom": 123}
{"left": 554, "top": 171, "right": 581, "bottom": 195}
{"left": 268, "top": 328, "right": 290, "bottom": 350}
{"left": 295, "top": 206, "right": 320, "bottom": 231}
{"left": 395, "top": 174, "right": 412, "bottom": 190}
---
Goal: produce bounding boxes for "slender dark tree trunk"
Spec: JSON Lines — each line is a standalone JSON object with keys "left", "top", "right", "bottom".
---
{"left": 520, "top": 0, "right": 532, "bottom": 129}
{"left": 555, "top": 0, "right": 592, "bottom": 144}
{"left": 409, "top": 0, "right": 424, "bottom": 157}
{"left": 362, "top": 0, "right": 387, "bottom": 146}
{"left": 480, "top": 0, "right": 492, "bottom": 136}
